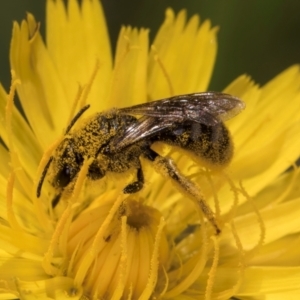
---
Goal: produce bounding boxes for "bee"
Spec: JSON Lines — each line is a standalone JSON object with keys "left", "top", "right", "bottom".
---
{"left": 37, "top": 92, "right": 245, "bottom": 234}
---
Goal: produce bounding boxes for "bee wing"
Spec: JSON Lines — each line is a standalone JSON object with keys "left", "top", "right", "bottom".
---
{"left": 120, "top": 92, "right": 245, "bottom": 126}
{"left": 109, "top": 116, "right": 174, "bottom": 151}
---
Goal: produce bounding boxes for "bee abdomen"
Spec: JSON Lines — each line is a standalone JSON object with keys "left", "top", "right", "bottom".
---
{"left": 154, "top": 122, "right": 233, "bottom": 168}
{"left": 189, "top": 123, "right": 233, "bottom": 167}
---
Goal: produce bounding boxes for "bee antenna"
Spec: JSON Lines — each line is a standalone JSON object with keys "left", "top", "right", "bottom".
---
{"left": 65, "top": 104, "right": 91, "bottom": 134}
{"left": 36, "top": 105, "right": 90, "bottom": 198}
{"left": 36, "top": 156, "right": 53, "bottom": 198}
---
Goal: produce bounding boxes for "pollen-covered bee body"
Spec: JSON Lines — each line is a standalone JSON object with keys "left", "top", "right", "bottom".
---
{"left": 152, "top": 120, "right": 233, "bottom": 169}
{"left": 50, "top": 110, "right": 144, "bottom": 193}
{"left": 38, "top": 92, "right": 245, "bottom": 233}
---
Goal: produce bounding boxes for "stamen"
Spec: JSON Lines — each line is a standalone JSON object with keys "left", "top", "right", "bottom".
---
{"left": 42, "top": 203, "right": 73, "bottom": 275}
{"left": 42, "top": 158, "right": 92, "bottom": 275}
{"left": 6, "top": 172, "right": 22, "bottom": 230}
{"left": 205, "top": 169, "right": 221, "bottom": 218}
{"left": 114, "top": 29, "right": 141, "bottom": 74}
{"left": 69, "top": 157, "right": 93, "bottom": 205}
{"left": 116, "top": 32, "right": 131, "bottom": 65}
{"left": 79, "top": 60, "right": 100, "bottom": 108}
{"left": 74, "top": 195, "right": 124, "bottom": 287}
{"left": 222, "top": 173, "right": 240, "bottom": 222}
{"left": 151, "top": 45, "right": 174, "bottom": 96}
{"left": 165, "top": 212, "right": 208, "bottom": 298}
{"left": 108, "top": 28, "right": 141, "bottom": 104}
{"left": 139, "top": 216, "right": 166, "bottom": 299}
{"left": 159, "top": 265, "right": 169, "bottom": 298}
{"left": 238, "top": 181, "right": 266, "bottom": 257}
{"left": 111, "top": 216, "right": 127, "bottom": 299}
{"left": 67, "top": 242, "right": 82, "bottom": 277}
{"left": 172, "top": 243, "right": 184, "bottom": 281}
{"left": 66, "top": 60, "right": 99, "bottom": 133}
{"left": 231, "top": 221, "right": 245, "bottom": 257}
{"left": 205, "top": 236, "right": 220, "bottom": 300}
{"left": 229, "top": 221, "right": 246, "bottom": 296}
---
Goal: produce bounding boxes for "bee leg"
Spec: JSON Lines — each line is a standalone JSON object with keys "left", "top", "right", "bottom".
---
{"left": 123, "top": 164, "right": 144, "bottom": 194}
{"left": 144, "top": 147, "right": 221, "bottom": 235}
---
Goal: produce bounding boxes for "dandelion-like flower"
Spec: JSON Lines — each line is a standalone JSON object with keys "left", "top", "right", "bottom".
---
{"left": 1, "top": 0, "right": 300, "bottom": 299}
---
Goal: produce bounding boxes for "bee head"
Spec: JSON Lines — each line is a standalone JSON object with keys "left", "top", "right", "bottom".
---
{"left": 51, "top": 138, "right": 84, "bottom": 189}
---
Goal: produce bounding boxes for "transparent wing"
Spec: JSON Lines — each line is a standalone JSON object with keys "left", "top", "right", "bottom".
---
{"left": 109, "top": 116, "right": 174, "bottom": 151}
{"left": 111, "top": 92, "right": 245, "bottom": 151}
{"left": 119, "top": 92, "right": 245, "bottom": 126}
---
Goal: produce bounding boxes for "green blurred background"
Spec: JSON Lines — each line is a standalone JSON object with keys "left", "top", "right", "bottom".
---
{"left": 1, "top": 0, "right": 300, "bottom": 91}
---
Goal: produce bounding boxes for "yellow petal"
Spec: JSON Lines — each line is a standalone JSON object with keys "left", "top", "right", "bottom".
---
{"left": 228, "top": 198, "right": 300, "bottom": 249}
{"left": 10, "top": 14, "right": 68, "bottom": 147}
{"left": 234, "top": 65, "right": 300, "bottom": 152}
{"left": 0, "top": 85, "right": 42, "bottom": 180}
{"left": 238, "top": 266, "right": 300, "bottom": 295}
{"left": 148, "top": 8, "right": 218, "bottom": 99}
{"left": 250, "top": 234, "right": 300, "bottom": 266}
{"left": 232, "top": 121, "right": 300, "bottom": 195}
{"left": 46, "top": 0, "right": 112, "bottom": 112}
{"left": 224, "top": 74, "right": 261, "bottom": 135}
{"left": 107, "top": 26, "right": 149, "bottom": 107}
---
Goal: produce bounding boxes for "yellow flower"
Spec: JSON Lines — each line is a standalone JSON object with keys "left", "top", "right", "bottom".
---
{"left": 1, "top": 0, "right": 300, "bottom": 299}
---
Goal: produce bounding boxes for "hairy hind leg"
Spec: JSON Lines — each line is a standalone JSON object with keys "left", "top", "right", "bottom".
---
{"left": 144, "top": 148, "right": 221, "bottom": 235}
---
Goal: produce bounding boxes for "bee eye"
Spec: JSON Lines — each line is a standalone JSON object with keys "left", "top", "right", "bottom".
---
{"left": 55, "top": 165, "right": 72, "bottom": 188}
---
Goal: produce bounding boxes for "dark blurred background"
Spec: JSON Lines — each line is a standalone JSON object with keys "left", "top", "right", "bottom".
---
{"left": 1, "top": 0, "right": 300, "bottom": 91}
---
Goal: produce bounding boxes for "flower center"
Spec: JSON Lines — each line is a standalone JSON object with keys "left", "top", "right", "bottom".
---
{"left": 125, "top": 198, "right": 162, "bottom": 230}
{"left": 65, "top": 194, "right": 169, "bottom": 299}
